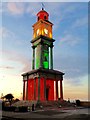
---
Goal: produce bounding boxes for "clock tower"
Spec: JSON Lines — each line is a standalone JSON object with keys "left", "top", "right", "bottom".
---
{"left": 22, "top": 8, "right": 64, "bottom": 102}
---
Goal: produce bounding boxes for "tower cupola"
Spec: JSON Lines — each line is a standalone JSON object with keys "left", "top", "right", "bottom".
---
{"left": 37, "top": 8, "right": 49, "bottom": 21}
{"left": 33, "top": 8, "right": 53, "bottom": 39}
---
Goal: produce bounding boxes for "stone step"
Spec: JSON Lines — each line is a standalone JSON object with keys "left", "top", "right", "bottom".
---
{"left": 11, "top": 100, "right": 37, "bottom": 107}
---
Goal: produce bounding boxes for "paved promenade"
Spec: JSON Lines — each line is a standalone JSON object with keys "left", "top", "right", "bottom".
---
{"left": 1, "top": 107, "right": 90, "bottom": 120}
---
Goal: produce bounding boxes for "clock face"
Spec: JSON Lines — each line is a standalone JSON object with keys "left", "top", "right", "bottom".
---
{"left": 44, "top": 28, "right": 48, "bottom": 34}
{"left": 37, "top": 29, "right": 40, "bottom": 35}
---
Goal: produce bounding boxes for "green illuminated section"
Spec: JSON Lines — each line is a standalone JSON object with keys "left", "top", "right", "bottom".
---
{"left": 36, "top": 58, "right": 40, "bottom": 69}
{"left": 43, "top": 52, "right": 49, "bottom": 69}
{"left": 43, "top": 62, "right": 49, "bottom": 69}
{"left": 35, "top": 44, "right": 49, "bottom": 69}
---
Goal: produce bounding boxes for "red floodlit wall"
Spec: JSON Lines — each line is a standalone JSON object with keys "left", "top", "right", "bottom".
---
{"left": 36, "top": 78, "right": 38, "bottom": 100}
{"left": 28, "top": 79, "right": 34, "bottom": 100}
{"left": 40, "top": 78, "right": 44, "bottom": 101}
{"left": 46, "top": 79, "right": 54, "bottom": 100}
{"left": 27, "top": 78, "right": 54, "bottom": 101}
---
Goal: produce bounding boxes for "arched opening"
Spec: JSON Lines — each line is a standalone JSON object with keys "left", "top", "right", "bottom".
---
{"left": 46, "top": 88, "right": 49, "bottom": 100}
{"left": 44, "top": 16, "right": 47, "bottom": 20}
{"left": 38, "top": 17, "right": 40, "bottom": 21}
{"left": 46, "top": 85, "right": 50, "bottom": 100}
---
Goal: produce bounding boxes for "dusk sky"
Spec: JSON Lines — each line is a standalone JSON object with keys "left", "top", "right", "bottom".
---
{"left": 0, "top": 0, "right": 88, "bottom": 101}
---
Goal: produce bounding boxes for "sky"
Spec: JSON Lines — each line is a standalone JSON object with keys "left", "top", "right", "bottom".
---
{"left": 0, "top": 0, "right": 88, "bottom": 101}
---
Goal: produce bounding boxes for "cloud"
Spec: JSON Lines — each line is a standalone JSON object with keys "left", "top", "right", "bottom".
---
{"left": 3, "top": 50, "right": 31, "bottom": 73}
{"left": 65, "top": 78, "right": 82, "bottom": 86}
{"left": 1, "top": 26, "right": 32, "bottom": 74}
{"left": 0, "top": 2, "right": 2, "bottom": 14}
{"left": 0, "top": 66, "right": 14, "bottom": 69}
{"left": 2, "top": 2, "right": 41, "bottom": 17}
{"left": 72, "top": 17, "right": 88, "bottom": 28}
{"left": 50, "top": 3, "right": 88, "bottom": 31}
{"left": 7, "top": 2, "right": 24, "bottom": 15}
{"left": 60, "top": 34, "right": 81, "bottom": 46}
{"left": 54, "top": 54, "right": 88, "bottom": 85}
{"left": 0, "top": 27, "right": 15, "bottom": 39}
{"left": 0, "top": 27, "right": 2, "bottom": 36}
{"left": 1, "top": 27, "right": 30, "bottom": 51}
{"left": 54, "top": 32, "right": 88, "bottom": 86}
{"left": 26, "top": 3, "right": 41, "bottom": 16}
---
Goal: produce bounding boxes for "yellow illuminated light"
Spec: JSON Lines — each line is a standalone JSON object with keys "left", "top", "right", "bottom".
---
{"left": 42, "top": 30, "right": 44, "bottom": 35}
{"left": 37, "top": 29, "right": 40, "bottom": 35}
{"left": 33, "top": 33, "right": 35, "bottom": 38}
{"left": 49, "top": 33, "right": 52, "bottom": 38}
{"left": 44, "top": 28, "right": 48, "bottom": 34}
{"left": 39, "top": 30, "right": 41, "bottom": 34}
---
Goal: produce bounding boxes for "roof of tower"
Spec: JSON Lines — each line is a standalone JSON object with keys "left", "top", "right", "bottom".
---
{"left": 37, "top": 9, "right": 49, "bottom": 16}
{"left": 37, "top": 8, "right": 49, "bottom": 21}
{"left": 22, "top": 68, "right": 64, "bottom": 77}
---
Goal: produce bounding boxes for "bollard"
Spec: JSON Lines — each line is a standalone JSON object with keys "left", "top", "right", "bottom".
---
{"left": 32, "top": 104, "right": 34, "bottom": 111}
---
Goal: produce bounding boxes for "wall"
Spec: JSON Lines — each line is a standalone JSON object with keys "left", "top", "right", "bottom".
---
{"left": 27, "top": 78, "right": 54, "bottom": 101}
{"left": 28, "top": 79, "right": 34, "bottom": 100}
{"left": 80, "top": 101, "right": 90, "bottom": 107}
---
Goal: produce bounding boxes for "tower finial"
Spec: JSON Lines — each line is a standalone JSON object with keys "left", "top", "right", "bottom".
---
{"left": 41, "top": 3, "right": 45, "bottom": 10}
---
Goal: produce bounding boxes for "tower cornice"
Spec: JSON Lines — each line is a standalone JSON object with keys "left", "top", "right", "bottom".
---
{"left": 32, "top": 19, "right": 53, "bottom": 28}
{"left": 31, "top": 35, "right": 55, "bottom": 44}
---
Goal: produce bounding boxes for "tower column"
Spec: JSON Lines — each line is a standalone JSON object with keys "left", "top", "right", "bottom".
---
{"left": 26, "top": 75, "right": 29, "bottom": 100}
{"left": 50, "top": 45, "right": 53, "bottom": 69}
{"left": 34, "top": 78, "right": 36, "bottom": 100}
{"left": 44, "top": 78, "right": 46, "bottom": 100}
{"left": 23, "top": 80, "right": 25, "bottom": 100}
{"left": 60, "top": 79, "right": 63, "bottom": 100}
{"left": 38, "top": 76, "right": 40, "bottom": 101}
{"left": 32, "top": 46, "right": 35, "bottom": 69}
{"left": 56, "top": 80, "right": 58, "bottom": 100}
{"left": 40, "top": 43, "right": 43, "bottom": 68}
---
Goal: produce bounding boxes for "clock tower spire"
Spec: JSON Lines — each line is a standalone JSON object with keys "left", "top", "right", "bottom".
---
{"left": 41, "top": 3, "right": 45, "bottom": 11}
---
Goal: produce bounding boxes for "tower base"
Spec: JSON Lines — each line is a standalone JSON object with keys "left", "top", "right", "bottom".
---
{"left": 22, "top": 68, "right": 64, "bottom": 101}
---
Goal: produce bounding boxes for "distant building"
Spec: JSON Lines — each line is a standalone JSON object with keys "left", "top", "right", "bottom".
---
{"left": 80, "top": 101, "right": 90, "bottom": 107}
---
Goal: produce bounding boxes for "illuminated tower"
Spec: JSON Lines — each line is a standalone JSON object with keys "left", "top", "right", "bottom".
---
{"left": 22, "top": 8, "right": 64, "bottom": 101}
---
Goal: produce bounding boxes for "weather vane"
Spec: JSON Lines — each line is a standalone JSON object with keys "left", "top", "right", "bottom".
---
{"left": 41, "top": 3, "right": 45, "bottom": 10}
